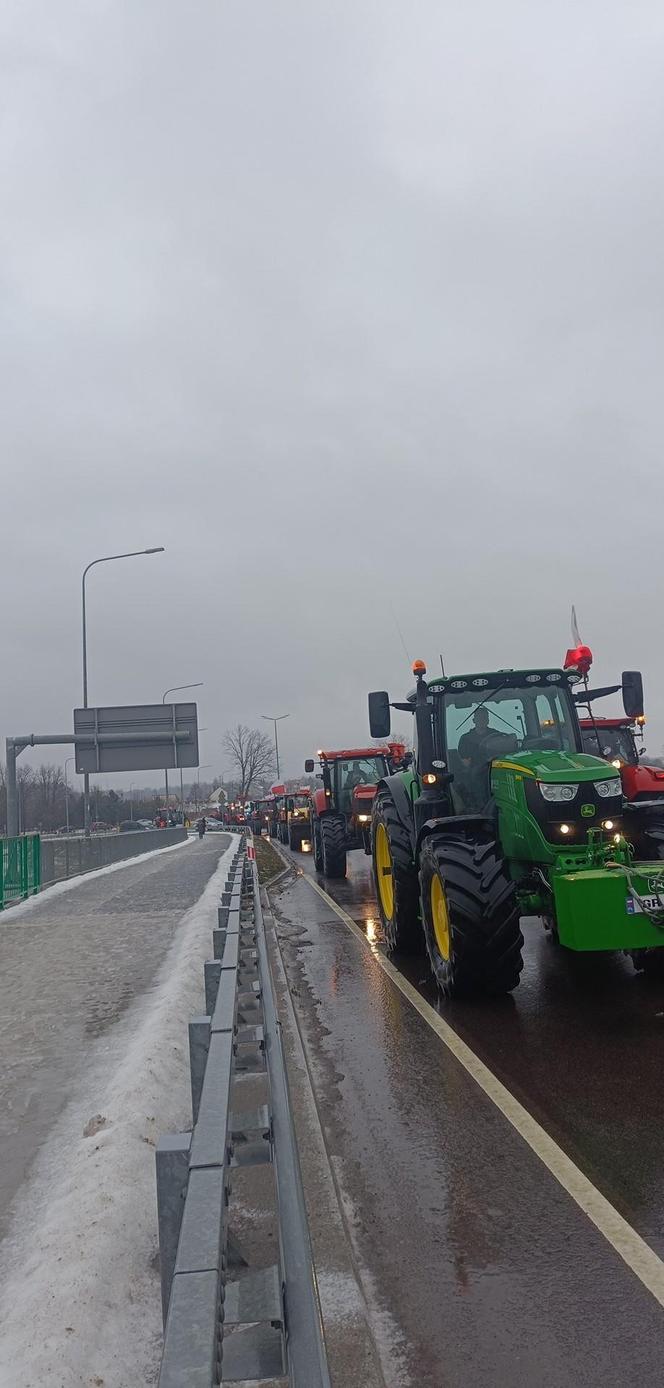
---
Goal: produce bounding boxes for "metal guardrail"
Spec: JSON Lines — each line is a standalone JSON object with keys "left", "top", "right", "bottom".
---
{"left": 40, "top": 827, "right": 187, "bottom": 888}
{"left": 156, "top": 837, "right": 331, "bottom": 1387}
{"left": 0, "top": 834, "right": 41, "bottom": 909}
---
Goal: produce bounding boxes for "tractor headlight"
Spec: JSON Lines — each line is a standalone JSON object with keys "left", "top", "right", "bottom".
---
{"left": 358, "top": 814, "right": 370, "bottom": 823}
{"left": 538, "top": 783, "right": 577, "bottom": 802}
{"left": 595, "top": 778, "right": 621, "bottom": 799}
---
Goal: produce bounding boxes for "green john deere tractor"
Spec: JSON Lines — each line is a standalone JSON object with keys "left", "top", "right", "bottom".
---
{"left": 369, "top": 661, "right": 664, "bottom": 998}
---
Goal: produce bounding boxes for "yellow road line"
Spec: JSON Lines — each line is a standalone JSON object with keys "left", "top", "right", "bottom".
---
{"left": 303, "top": 872, "right": 664, "bottom": 1311}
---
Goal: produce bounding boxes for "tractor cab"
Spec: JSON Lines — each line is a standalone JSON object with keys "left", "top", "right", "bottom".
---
{"left": 303, "top": 745, "right": 405, "bottom": 876}
{"left": 579, "top": 718, "right": 639, "bottom": 768}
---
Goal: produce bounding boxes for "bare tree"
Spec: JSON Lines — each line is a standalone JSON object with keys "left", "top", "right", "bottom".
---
{"left": 16, "top": 765, "right": 34, "bottom": 832}
{"left": 33, "top": 764, "right": 66, "bottom": 830}
{"left": 223, "top": 725, "right": 276, "bottom": 798}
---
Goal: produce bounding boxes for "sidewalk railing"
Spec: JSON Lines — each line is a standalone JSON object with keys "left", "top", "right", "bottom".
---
{"left": 41, "top": 827, "right": 186, "bottom": 888}
{"left": 0, "top": 835, "right": 41, "bottom": 909}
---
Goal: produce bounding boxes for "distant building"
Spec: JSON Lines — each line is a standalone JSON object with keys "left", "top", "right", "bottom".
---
{"left": 207, "top": 787, "right": 227, "bottom": 808}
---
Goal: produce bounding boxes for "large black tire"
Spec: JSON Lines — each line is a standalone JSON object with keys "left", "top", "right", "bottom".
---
{"left": 418, "top": 831, "right": 523, "bottom": 999}
{"left": 320, "top": 816, "right": 347, "bottom": 878}
{"left": 288, "top": 826, "right": 302, "bottom": 852}
{"left": 313, "top": 821, "right": 323, "bottom": 870}
{"left": 372, "top": 789, "right": 420, "bottom": 954}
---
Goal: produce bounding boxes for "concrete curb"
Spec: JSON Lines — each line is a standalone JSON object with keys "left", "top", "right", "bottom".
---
{"left": 265, "top": 886, "right": 388, "bottom": 1388}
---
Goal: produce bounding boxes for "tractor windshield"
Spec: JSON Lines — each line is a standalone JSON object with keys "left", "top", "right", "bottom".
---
{"left": 334, "top": 756, "right": 389, "bottom": 811}
{"left": 581, "top": 725, "right": 637, "bottom": 766}
{"left": 441, "top": 682, "right": 579, "bottom": 812}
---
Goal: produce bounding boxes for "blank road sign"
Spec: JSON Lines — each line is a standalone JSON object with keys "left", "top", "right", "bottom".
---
{"left": 73, "top": 702, "right": 199, "bottom": 774}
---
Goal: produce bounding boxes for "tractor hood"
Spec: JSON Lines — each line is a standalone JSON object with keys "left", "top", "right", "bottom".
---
{"left": 351, "top": 784, "right": 378, "bottom": 812}
{"left": 492, "top": 749, "right": 618, "bottom": 784}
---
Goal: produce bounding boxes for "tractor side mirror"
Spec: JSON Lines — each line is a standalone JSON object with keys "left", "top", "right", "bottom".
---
{"left": 622, "top": 671, "right": 644, "bottom": 720}
{"left": 369, "top": 690, "right": 391, "bottom": 739}
{"left": 304, "top": 758, "right": 314, "bottom": 774}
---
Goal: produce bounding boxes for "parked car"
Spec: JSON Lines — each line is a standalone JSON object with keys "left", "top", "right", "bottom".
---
{"left": 119, "top": 820, "right": 147, "bottom": 833}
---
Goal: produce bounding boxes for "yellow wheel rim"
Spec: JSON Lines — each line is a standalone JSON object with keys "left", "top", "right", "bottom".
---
{"left": 375, "top": 823, "right": 394, "bottom": 920}
{"left": 430, "top": 874, "right": 451, "bottom": 961}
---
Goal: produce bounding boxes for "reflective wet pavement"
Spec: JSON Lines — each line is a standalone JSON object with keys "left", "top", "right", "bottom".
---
{"left": 270, "top": 842, "right": 664, "bottom": 1387}
{"left": 0, "top": 836, "right": 228, "bottom": 1240}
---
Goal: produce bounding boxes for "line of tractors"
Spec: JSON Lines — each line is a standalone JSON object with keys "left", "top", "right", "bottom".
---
{"left": 260, "top": 645, "right": 664, "bottom": 1001}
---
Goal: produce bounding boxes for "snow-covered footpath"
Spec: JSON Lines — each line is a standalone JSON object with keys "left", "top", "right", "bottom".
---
{"left": 0, "top": 837, "right": 238, "bottom": 1388}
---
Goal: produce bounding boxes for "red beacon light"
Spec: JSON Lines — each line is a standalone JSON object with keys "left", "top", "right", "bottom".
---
{"left": 563, "top": 644, "right": 593, "bottom": 679}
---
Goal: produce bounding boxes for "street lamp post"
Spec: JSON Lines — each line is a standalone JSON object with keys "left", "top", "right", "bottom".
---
{"left": 196, "top": 765, "right": 211, "bottom": 813}
{"left": 82, "top": 547, "right": 165, "bottom": 835}
{"left": 64, "top": 756, "right": 75, "bottom": 835}
{"left": 162, "top": 683, "right": 203, "bottom": 814}
{"left": 129, "top": 783, "right": 135, "bottom": 821}
{"left": 261, "top": 714, "right": 289, "bottom": 782}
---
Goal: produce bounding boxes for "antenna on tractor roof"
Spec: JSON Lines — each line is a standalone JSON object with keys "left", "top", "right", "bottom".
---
{"left": 389, "top": 599, "right": 411, "bottom": 666}
{"left": 440, "top": 654, "right": 446, "bottom": 676}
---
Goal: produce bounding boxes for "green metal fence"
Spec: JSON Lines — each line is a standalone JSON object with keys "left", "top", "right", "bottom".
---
{"left": 0, "top": 835, "right": 41, "bottom": 909}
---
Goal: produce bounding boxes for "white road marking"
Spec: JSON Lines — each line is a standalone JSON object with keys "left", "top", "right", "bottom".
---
{"left": 302, "top": 871, "right": 664, "bottom": 1312}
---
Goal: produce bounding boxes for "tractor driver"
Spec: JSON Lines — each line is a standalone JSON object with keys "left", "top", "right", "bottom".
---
{"left": 456, "top": 706, "right": 498, "bottom": 810}
{"left": 458, "top": 706, "right": 494, "bottom": 766}
{"left": 345, "top": 760, "right": 369, "bottom": 791}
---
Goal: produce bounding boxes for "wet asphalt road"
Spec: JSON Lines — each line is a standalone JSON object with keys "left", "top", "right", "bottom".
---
{"left": 0, "top": 834, "right": 228, "bottom": 1240}
{"left": 270, "top": 842, "right": 664, "bottom": 1387}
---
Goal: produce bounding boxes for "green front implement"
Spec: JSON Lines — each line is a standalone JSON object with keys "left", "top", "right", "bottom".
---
{"left": 552, "top": 861, "right": 664, "bottom": 951}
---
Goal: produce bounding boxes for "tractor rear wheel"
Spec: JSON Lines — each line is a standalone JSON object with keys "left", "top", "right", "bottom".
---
{"left": 372, "top": 790, "right": 420, "bottom": 954}
{"left": 288, "top": 828, "right": 301, "bottom": 851}
{"left": 321, "top": 817, "right": 347, "bottom": 878}
{"left": 419, "top": 832, "right": 523, "bottom": 999}
{"left": 313, "top": 821, "right": 324, "bottom": 870}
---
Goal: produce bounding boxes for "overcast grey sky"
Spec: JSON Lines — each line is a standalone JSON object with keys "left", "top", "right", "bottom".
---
{"left": 2, "top": 0, "right": 664, "bottom": 787}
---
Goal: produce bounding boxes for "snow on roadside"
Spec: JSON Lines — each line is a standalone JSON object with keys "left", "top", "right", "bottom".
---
{"left": 0, "top": 839, "right": 237, "bottom": 1388}
{"left": 0, "top": 833, "right": 195, "bottom": 928}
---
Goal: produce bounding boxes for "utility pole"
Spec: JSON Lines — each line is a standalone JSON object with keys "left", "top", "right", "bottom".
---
{"left": 162, "top": 683, "right": 203, "bottom": 812}
{"left": 261, "top": 714, "right": 290, "bottom": 781}
{"left": 82, "top": 547, "right": 164, "bottom": 834}
{"left": 64, "top": 756, "right": 74, "bottom": 835}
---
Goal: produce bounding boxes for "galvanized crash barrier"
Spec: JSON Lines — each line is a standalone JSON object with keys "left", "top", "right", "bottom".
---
{"left": 156, "top": 837, "right": 331, "bottom": 1388}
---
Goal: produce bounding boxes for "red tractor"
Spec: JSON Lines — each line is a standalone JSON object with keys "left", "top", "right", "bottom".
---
{"left": 304, "top": 744, "right": 408, "bottom": 878}
{"left": 564, "top": 643, "right": 664, "bottom": 856}
{"left": 578, "top": 713, "right": 664, "bottom": 857}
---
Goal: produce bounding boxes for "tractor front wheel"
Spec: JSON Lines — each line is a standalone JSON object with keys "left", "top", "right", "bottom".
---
{"left": 419, "top": 832, "right": 523, "bottom": 999}
{"left": 372, "top": 791, "right": 420, "bottom": 954}
{"left": 321, "top": 817, "right": 347, "bottom": 878}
